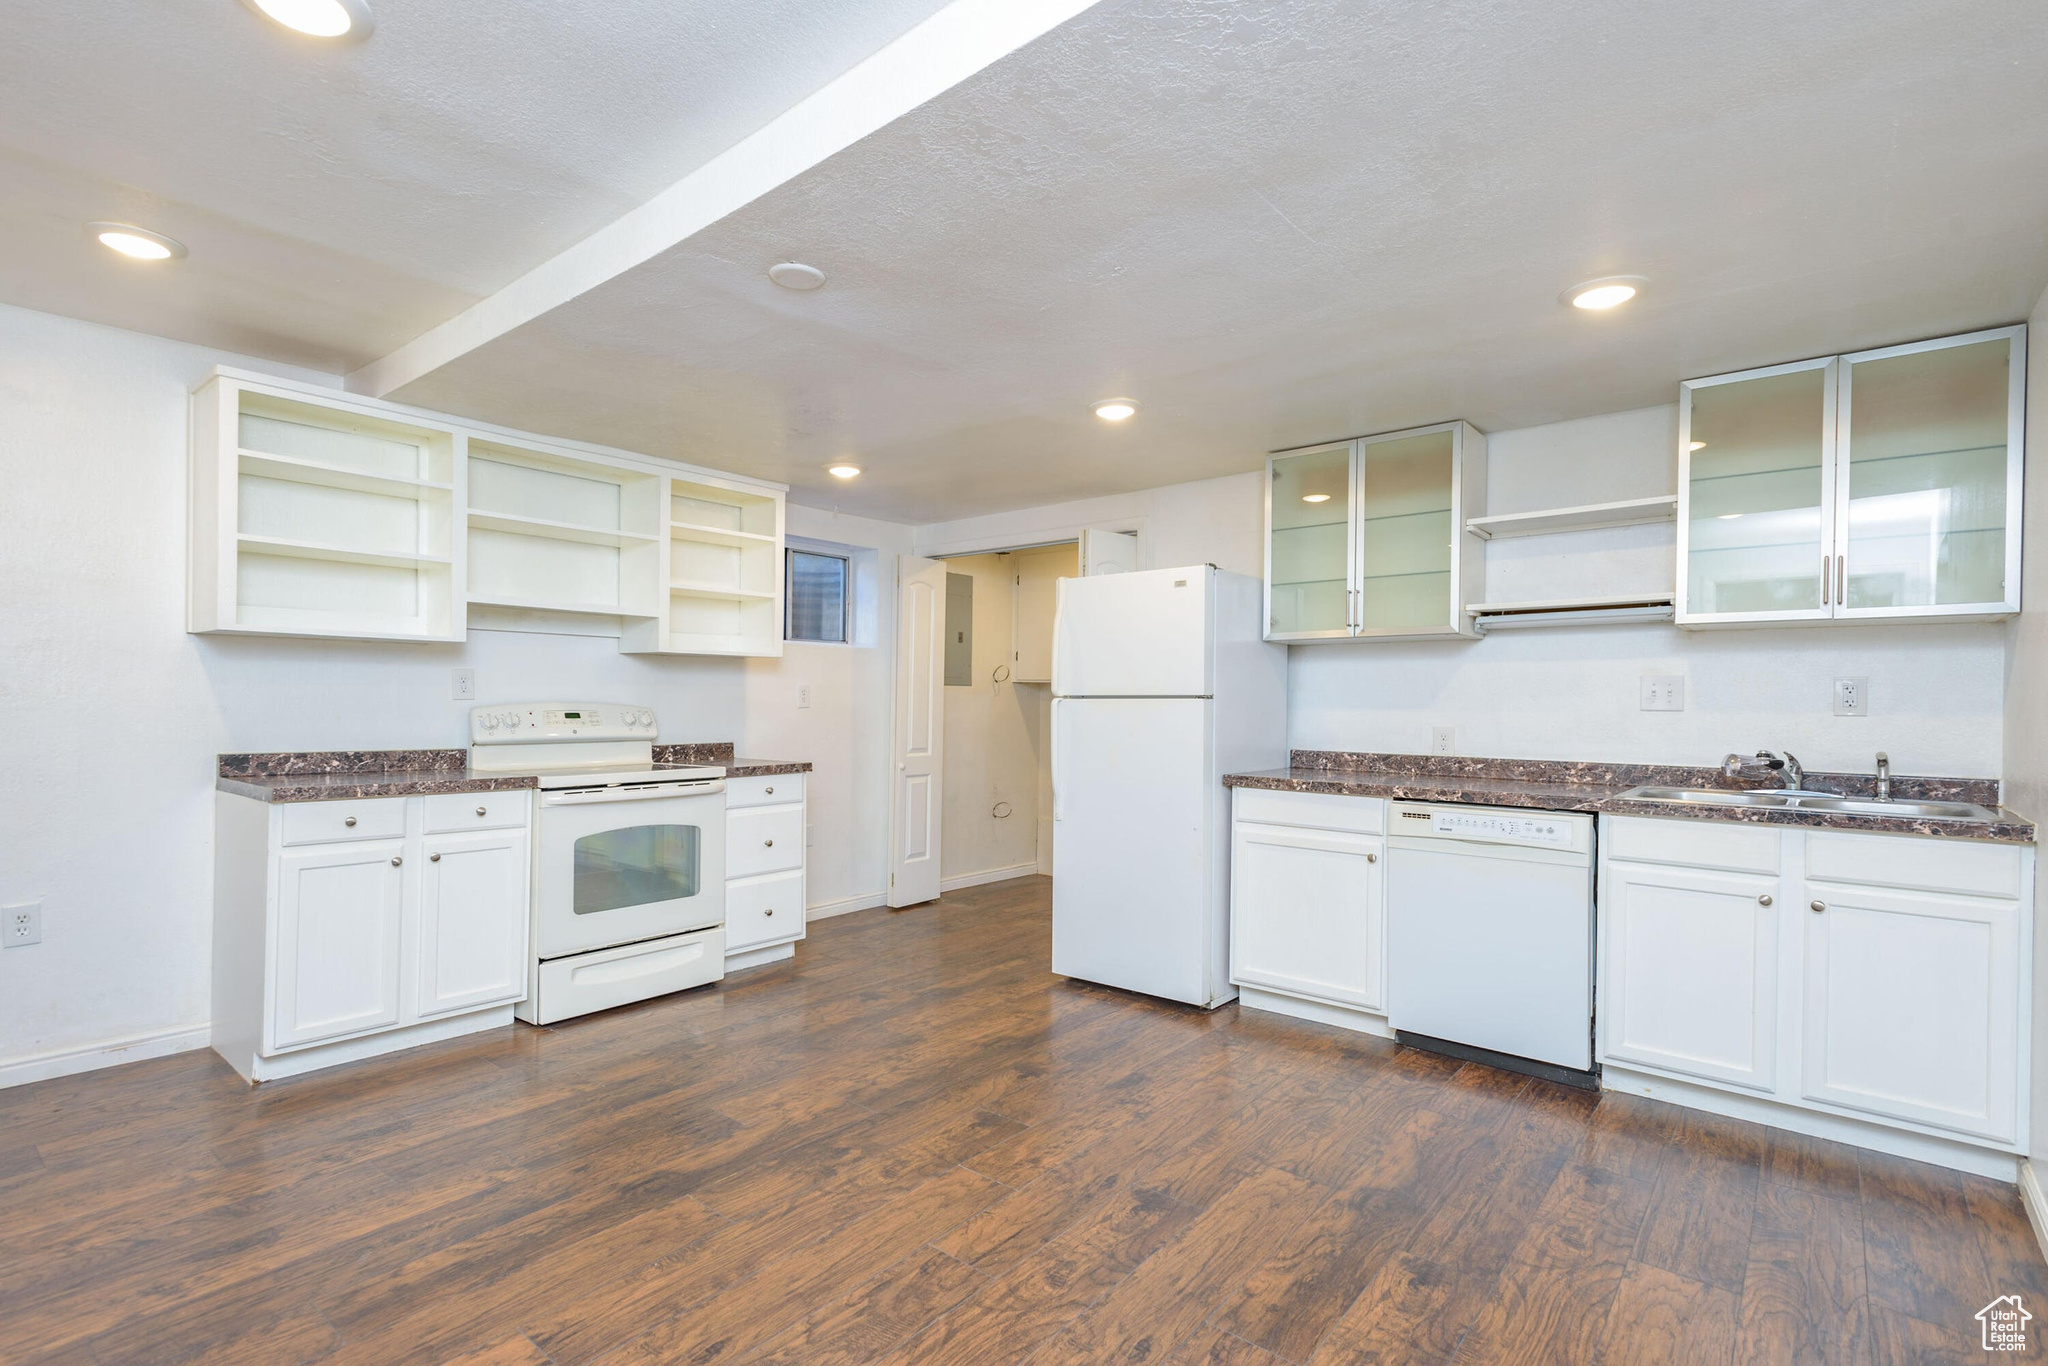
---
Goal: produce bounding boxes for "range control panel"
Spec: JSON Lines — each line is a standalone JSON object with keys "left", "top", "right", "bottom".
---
{"left": 468, "top": 702, "right": 658, "bottom": 743}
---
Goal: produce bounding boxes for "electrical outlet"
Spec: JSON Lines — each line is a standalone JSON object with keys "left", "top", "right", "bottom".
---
{"left": 1431, "top": 726, "right": 1455, "bottom": 755}
{"left": 1640, "top": 675, "right": 1685, "bottom": 712}
{"left": 1834, "top": 676, "right": 1869, "bottom": 717}
{"left": 4, "top": 901, "right": 41, "bottom": 948}
{"left": 451, "top": 668, "right": 476, "bottom": 701}
{"left": 797, "top": 684, "right": 812, "bottom": 709}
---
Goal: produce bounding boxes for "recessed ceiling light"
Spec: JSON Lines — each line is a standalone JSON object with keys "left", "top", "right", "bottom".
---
{"left": 827, "top": 464, "right": 861, "bottom": 479}
{"left": 1092, "top": 398, "right": 1139, "bottom": 422}
{"left": 86, "top": 222, "right": 186, "bottom": 261}
{"left": 1561, "top": 276, "right": 1648, "bottom": 311}
{"left": 1302, "top": 493, "right": 1331, "bottom": 504}
{"left": 1688, "top": 440, "right": 1707, "bottom": 451}
{"left": 238, "top": 0, "right": 374, "bottom": 40}
{"left": 768, "top": 262, "right": 826, "bottom": 291}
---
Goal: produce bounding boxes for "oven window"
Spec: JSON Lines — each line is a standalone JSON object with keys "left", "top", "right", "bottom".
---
{"left": 573, "top": 825, "right": 701, "bottom": 915}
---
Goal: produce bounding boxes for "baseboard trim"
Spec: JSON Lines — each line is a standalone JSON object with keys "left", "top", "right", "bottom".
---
{"left": 0, "top": 1023, "right": 213, "bottom": 1090}
{"left": 808, "top": 891, "right": 887, "bottom": 921}
{"left": 2021, "top": 1161, "right": 2048, "bottom": 1266}
{"left": 1236, "top": 985, "right": 1395, "bottom": 1039}
{"left": 940, "top": 863, "right": 1041, "bottom": 893}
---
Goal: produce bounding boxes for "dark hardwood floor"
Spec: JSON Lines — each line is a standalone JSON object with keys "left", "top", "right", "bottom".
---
{"left": 4, "top": 874, "right": 2043, "bottom": 1365}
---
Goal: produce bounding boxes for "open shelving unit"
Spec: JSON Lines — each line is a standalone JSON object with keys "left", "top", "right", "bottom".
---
{"left": 657, "top": 479, "right": 786, "bottom": 656}
{"left": 464, "top": 439, "right": 664, "bottom": 631}
{"left": 192, "top": 379, "right": 464, "bottom": 640}
{"left": 1465, "top": 494, "right": 1677, "bottom": 540}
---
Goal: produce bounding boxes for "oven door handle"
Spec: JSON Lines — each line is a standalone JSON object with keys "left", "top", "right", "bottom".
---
{"left": 542, "top": 781, "right": 725, "bottom": 806}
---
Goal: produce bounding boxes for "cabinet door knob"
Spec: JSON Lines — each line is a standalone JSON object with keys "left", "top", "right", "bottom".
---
{"left": 1758, "top": 894, "right": 1772, "bottom": 906}
{"left": 765, "top": 786, "right": 775, "bottom": 795}
{"left": 429, "top": 852, "right": 441, "bottom": 862}
{"left": 765, "top": 838, "right": 774, "bottom": 847}
{"left": 344, "top": 816, "right": 358, "bottom": 827}
{"left": 391, "top": 856, "right": 403, "bottom": 867}
{"left": 1810, "top": 899, "right": 1826, "bottom": 913}
{"left": 476, "top": 806, "right": 487, "bottom": 817}
{"left": 1366, "top": 853, "right": 1378, "bottom": 863}
{"left": 765, "top": 908, "right": 774, "bottom": 916}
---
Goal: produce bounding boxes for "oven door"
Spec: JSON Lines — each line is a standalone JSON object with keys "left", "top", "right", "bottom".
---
{"left": 536, "top": 782, "right": 726, "bottom": 959}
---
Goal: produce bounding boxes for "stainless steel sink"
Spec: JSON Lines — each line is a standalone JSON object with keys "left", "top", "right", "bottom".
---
{"left": 1617, "top": 786, "right": 1999, "bottom": 822}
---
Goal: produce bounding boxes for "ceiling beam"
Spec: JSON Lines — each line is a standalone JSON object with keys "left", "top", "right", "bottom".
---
{"left": 346, "top": 0, "right": 1101, "bottom": 398}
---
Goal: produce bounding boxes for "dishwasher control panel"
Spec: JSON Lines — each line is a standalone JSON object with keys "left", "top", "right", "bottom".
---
{"left": 1390, "top": 802, "right": 1591, "bottom": 852}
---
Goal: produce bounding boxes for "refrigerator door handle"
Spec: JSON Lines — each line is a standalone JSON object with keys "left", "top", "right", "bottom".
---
{"left": 1050, "top": 697, "right": 1064, "bottom": 821}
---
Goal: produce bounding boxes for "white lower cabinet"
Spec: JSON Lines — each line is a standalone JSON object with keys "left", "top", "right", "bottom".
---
{"left": 215, "top": 791, "right": 532, "bottom": 1083}
{"left": 724, "top": 774, "right": 807, "bottom": 966}
{"left": 1600, "top": 860, "right": 1779, "bottom": 1092}
{"left": 1600, "top": 814, "right": 2033, "bottom": 1167}
{"left": 1229, "top": 789, "right": 1389, "bottom": 1034}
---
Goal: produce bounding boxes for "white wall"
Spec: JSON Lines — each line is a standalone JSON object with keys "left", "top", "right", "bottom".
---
{"left": 918, "top": 469, "right": 1263, "bottom": 578}
{"left": 2001, "top": 285, "right": 2048, "bottom": 1161}
{"left": 0, "top": 303, "right": 908, "bottom": 1080}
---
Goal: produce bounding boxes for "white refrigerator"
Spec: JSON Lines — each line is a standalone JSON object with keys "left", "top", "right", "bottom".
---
{"left": 1050, "top": 565, "right": 1288, "bottom": 1006}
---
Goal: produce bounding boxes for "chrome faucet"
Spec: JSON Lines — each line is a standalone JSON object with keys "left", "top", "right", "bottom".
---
{"left": 1722, "top": 750, "right": 1807, "bottom": 791}
{"left": 1876, "top": 751, "right": 1892, "bottom": 802}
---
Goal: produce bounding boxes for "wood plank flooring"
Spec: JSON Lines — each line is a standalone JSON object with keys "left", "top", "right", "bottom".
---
{"left": 3, "top": 874, "right": 2044, "bottom": 1365}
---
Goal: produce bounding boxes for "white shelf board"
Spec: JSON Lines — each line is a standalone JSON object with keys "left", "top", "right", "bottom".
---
{"left": 1466, "top": 593, "right": 1676, "bottom": 631}
{"left": 670, "top": 581, "right": 778, "bottom": 602}
{"left": 467, "top": 591, "right": 658, "bottom": 619}
{"left": 671, "top": 520, "right": 779, "bottom": 548}
{"left": 238, "top": 449, "right": 451, "bottom": 498}
{"left": 1465, "top": 495, "right": 1677, "bottom": 540}
{"left": 467, "top": 509, "right": 659, "bottom": 547}
{"left": 237, "top": 534, "right": 453, "bottom": 570}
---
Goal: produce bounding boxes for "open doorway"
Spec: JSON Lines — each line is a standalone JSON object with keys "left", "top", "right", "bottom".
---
{"left": 887, "top": 528, "right": 1138, "bottom": 906}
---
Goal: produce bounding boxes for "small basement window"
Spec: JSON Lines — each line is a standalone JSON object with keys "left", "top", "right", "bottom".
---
{"left": 786, "top": 549, "right": 850, "bottom": 643}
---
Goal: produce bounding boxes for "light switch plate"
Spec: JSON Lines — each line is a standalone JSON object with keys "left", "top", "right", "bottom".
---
{"left": 1834, "top": 677, "right": 1869, "bottom": 717}
{"left": 451, "top": 668, "right": 476, "bottom": 701}
{"left": 4, "top": 901, "right": 41, "bottom": 948}
{"left": 797, "top": 684, "right": 812, "bottom": 709}
{"left": 1640, "top": 676, "right": 1685, "bottom": 711}
{"left": 1431, "top": 726, "right": 1455, "bottom": 755}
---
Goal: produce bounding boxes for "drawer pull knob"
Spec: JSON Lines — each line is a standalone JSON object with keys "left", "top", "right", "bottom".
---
{"left": 765, "top": 838, "right": 774, "bottom": 847}
{"left": 476, "top": 806, "right": 487, "bottom": 817}
{"left": 344, "top": 816, "right": 358, "bottom": 827}
{"left": 765, "top": 786, "right": 775, "bottom": 795}
{"left": 391, "top": 856, "right": 403, "bottom": 867}
{"left": 765, "top": 908, "right": 774, "bottom": 916}
{"left": 1758, "top": 894, "right": 1772, "bottom": 906}
{"left": 430, "top": 852, "right": 441, "bottom": 862}
{"left": 1810, "top": 899, "right": 1826, "bottom": 913}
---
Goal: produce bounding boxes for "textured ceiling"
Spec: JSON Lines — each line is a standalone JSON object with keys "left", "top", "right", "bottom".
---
{"left": 389, "top": 0, "right": 2048, "bottom": 522}
{"left": 0, "top": 0, "right": 962, "bottom": 368}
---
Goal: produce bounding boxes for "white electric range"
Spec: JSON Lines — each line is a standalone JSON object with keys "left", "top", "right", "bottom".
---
{"left": 470, "top": 702, "right": 727, "bottom": 1024}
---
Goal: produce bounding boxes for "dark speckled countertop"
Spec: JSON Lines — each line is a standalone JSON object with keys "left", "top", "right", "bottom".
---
{"left": 218, "top": 745, "right": 811, "bottom": 803}
{"left": 1225, "top": 751, "right": 2035, "bottom": 844}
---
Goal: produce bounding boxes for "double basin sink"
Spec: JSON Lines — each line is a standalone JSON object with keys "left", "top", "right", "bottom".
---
{"left": 1616, "top": 785, "right": 2000, "bottom": 823}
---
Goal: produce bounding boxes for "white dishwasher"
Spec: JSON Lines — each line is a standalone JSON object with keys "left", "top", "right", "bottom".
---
{"left": 1385, "top": 801, "right": 1596, "bottom": 1085}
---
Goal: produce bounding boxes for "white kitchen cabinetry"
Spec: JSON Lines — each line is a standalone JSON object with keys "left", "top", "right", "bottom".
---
{"left": 1599, "top": 814, "right": 2033, "bottom": 1176}
{"left": 724, "top": 774, "right": 808, "bottom": 969}
{"left": 1229, "top": 788, "right": 1390, "bottom": 1035}
{"left": 1677, "top": 325, "right": 2025, "bottom": 627}
{"left": 1265, "top": 421, "right": 1486, "bottom": 643}
{"left": 190, "top": 368, "right": 787, "bottom": 656}
{"left": 214, "top": 790, "right": 532, "bottom": 1082}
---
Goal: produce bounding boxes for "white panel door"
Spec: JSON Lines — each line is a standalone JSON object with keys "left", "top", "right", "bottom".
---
{"left": 272, "top": 841, "right": 406, "bottom": 1049}
{"left": 1051, "top": 697, "right": 1215, "bottom": 1004}
{"left": 890, "top": 555, "right": 946, "bottom": 907}
{"left": 1801, "top": 882, "right": 2020, "bottom": 1143}
{"left": 1052, "top": 566, "right": 1212, "bottom": 697}
{"left": 1600, "top": 860, "right": 1779, "bottom": 1090}
{"left": 1231, "top": 823, "right": 1383, "bottom": 1010}
{"left": 416, "top": 829, "right": 529, "bottom": 1019}
{"left": 1079, "top": 527, "right": 1139, "bottom": 576}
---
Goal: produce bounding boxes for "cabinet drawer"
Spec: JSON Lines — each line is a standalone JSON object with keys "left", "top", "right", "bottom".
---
{"left": 727, "top": 774, "right": 804, "bottom": 809}
{"left": 279, "top": 797, "right": 407, "bottom": 846}
{"left": 1233, "top": 788, "right": 1383, "bottom": 835}
{"left": 726, "top": 806, "right": 804, "bottom": 878}
{"left": 1806, "top": 830, "right": 2023, "bottom": 899}
{"left": 726, "top": 872, "right": 804, "bottom": 951}
{"left": 1604, "top": 816, "right": 1780, "bottom": 875}
{"left": 424, "top": 791, "right": 530, "bottom": 834}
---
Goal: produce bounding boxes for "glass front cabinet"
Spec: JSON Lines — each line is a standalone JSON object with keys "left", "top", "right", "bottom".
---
{"left": 1265, "top": 421, "right": 1487, "bottom": 642}
{"left": 1678, "top": 326, "right": 2025, "bottom": 627}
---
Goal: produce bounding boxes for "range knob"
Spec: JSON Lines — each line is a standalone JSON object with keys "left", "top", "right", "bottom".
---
{"left": 639, "top": 710, "right": 655, "bottom": 727}
{"left": 480, "top": 714, "right": 499, "bottom": 731}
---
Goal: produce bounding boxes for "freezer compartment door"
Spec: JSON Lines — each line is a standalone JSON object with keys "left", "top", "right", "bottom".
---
{"left": 1051, "top": 697, "right": 1221, "bottom": 1005}
{"left": 1387, "top": 842, "right": 1594, "bottom": 1070}
{"left": 1054, "top": 566, "right": 1212, "bottom": 697}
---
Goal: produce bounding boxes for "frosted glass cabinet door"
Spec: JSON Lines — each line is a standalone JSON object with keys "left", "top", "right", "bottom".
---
{"left": 1356, "top": 428, "right": 1455, "bottom": 633}
{"left": 1267, "top": 443, "right": 1353, "bottom": 637}
{"left": 1680, "top": 360, "right": 1835, "bottom": 623}
{"left": 1838, "top": 328, "right": 2023, "bottom": 618}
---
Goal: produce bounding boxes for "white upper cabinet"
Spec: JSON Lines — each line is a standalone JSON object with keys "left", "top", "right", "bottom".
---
{"left": 1678, "top": 326, "right": 2024, "bottom": 627}
{"left": 1265, "top": 421, "right": 1486, "bottom": 642}
{"left": 189, "top": 369, "right": 787, "bottom": 655}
